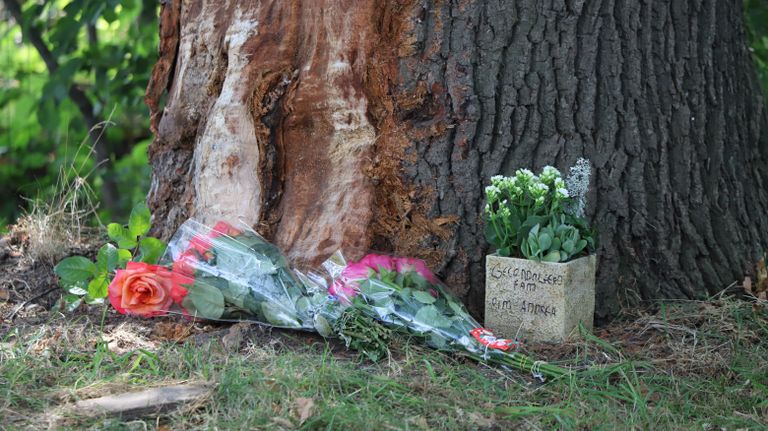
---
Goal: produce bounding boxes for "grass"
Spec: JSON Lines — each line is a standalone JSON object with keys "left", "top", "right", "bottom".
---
{"left": 1, "top": 299, "right": 767, "bottom": 430}
{"left": 14, "top": 121, "right": 108, "bottom": 265}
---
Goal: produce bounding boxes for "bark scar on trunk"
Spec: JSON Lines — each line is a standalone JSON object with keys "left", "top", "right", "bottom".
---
{"left": 144, "top": 0, "right": 181, "bottom": 134}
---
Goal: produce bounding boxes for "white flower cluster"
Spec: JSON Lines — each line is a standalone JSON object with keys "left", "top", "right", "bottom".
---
{"left": 486, "top": 166, "right": 569, "bottom": 213}
{"left": 540, "top": 166, "right": 561, "bottom": 186}
{"left": 485, "top": 184, "right": 501, "bottom": 202}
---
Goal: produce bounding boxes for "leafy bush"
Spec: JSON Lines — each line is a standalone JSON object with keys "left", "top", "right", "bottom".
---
{"left": 0, "top": 0, "right": 158, "bottom": 225}
{"left": 484, "top": 164, "right": 597, "bottom": 262}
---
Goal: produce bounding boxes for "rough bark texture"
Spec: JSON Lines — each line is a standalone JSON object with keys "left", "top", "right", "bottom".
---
{"left": 146, "top": 0, "right": 768, "bottom": 320}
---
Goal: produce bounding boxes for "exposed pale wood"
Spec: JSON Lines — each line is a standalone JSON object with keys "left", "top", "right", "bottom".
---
{"left": 74, "top": 384, "right": 211, "bottom": 418}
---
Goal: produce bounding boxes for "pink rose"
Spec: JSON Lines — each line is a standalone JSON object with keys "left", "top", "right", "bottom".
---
{"left": 395, "top": 257, "right": 437, "bottom": 284}
{"left": 358, "top": 254, "right": 395, "bottom": 273}
{"left": 328, "top": 280, "right": 358, "bottom": 303}
{"left": 340, "top": 262, "right": 374, "bottom": 281}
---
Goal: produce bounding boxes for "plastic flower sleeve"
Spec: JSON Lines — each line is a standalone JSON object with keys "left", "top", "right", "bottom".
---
{"left": 318, "top": 251, "right": 570, "bottom": 378}
{"left": 160, "top": 219, "right": 318, "bottom": 329}
{"left": 154, "top": 219, "right": 568, "bottom": 379}
{"left": 319, "top": 252, "right": 519, "bottom": 356}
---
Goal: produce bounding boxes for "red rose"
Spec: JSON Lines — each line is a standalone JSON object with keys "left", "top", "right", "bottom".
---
{"left": 108, "top": 262, "right": 191, "bottom": 317}
{"left": 210, "top": 221, "right": 242, "bottom": 238}
{"left": 188, "top": 234, "right": 213, "bottom": 256}
{"left": 173, "top": 250, "right": 198, "bottom": 277}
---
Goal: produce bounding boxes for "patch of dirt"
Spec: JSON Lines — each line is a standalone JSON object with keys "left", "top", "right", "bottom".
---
{"left": 0, "top": 225, "right": 102, "bottom": 315}
{"left": 525, "top": 299, "right": 767, "bottom": 377}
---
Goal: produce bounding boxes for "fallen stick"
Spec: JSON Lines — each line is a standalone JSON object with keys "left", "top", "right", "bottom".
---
{"left": 73, "top": 383, "right": 211, "bottom": 418}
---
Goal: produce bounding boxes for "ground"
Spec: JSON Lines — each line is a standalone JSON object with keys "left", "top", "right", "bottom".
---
{"left": 1, "top": 231, "right": 767, "bottom": 430}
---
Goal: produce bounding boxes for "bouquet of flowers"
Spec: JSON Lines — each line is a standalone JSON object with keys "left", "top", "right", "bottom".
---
{"left": 319, "top": 252, "right": 569, "bottom": 378}
{"left": 108, "top": 219, "right": 326, "bottom": 329}
{"left": 106, "top": 219, "right": 569, "bottom": 379}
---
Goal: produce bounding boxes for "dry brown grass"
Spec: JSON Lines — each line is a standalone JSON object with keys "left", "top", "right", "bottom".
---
{"left": 12, "top": 121, "right": 112, "bottom": 265}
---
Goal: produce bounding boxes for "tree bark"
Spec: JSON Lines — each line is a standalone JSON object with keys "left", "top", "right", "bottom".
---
{"left": 145, "top": 0, "right": 768, "bottom": 320}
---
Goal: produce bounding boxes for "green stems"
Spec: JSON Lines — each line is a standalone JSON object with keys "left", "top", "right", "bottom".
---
{"left": 481, "top": 350, "right": 572, "bottom": 380}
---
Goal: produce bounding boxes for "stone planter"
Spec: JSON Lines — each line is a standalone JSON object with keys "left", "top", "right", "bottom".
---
{"left": 485, "top": 254, "right": 596, "bottom": 343}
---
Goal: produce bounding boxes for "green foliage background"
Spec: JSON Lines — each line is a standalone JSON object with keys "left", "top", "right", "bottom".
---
{"left": 746, "top": 0, "right": 768, "bottom": 94}
{"left": 0, "top": 1, "right": 767, "bottom": 231}
{"left": 0, "top": 0, "right": 157, "bottom": 229}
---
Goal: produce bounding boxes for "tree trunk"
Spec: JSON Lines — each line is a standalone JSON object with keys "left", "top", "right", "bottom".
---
{"left": 145, "top": 0, "right": 768, "bottom": 320}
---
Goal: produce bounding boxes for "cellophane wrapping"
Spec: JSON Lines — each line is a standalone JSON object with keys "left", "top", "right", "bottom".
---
{"left": 157, "top": 219, "right": 567, "bottom": 378}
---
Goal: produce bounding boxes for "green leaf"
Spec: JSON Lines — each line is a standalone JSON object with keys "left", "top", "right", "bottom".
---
{"left": 538, "top": 232, "right": 552, "bottom": 251}
{"left": 108, "top": 223, "right": 137, "bottom": 249}
{"left": 138, "top": 237, "right": 166, "bottom": 264}
{"left": 107, "top": 223, "right": 126, "bottom": 242}
{"left": 574, "top": 239, "right": 588, "bottom": 255}
{"left": 87, "top": 274, "right": 109, "bottom": 299}
{"left": 400, "top": 287, "right": 413, "bottom": 302}
{"left": 562, "top": 240, "right": 575, "bottom": 254}
{"left": 414, "top": 305, "right": 452, "bottom": 329}
{"left": 117, "top": 249, "right": 133, "bottom": 267}
{"left": 128, "top": 202, "right": 152, "bottom": 238}
{"left": 182, "top": 280, "right": 225, "bottom": 319}
{"left": 314, "top": 315, "right": 333, "bottom": 337}
{"left": 261, "top": 302, "right": 302, "bottom": 328}
{"left": 359, "top": 279, "right": 395, "bottom": 300}
{"left": 96, "top": 243, "right": 119, "bottom": 272}
{"left": 54, "top": 256, "right": 97, "bottom": 282}
{"left": 498, "top": 247, "right": 511, "bottom": 257}
{"left": 412, "top": 290, "right": 437, "bottom": 304}
{"left": 429, "top": 332, "right": 448, "bottom": 349}
{"left": 61, "top": 295, "right": 83, "bottom": 313}
{"left": 543, "top": 250, "right": 561, "bottom": 262}
{"left": 210, "top": 236, "right": 278, "bottom": 277}
{"left": 484, "top": 222, "right": 499, "bottom": 246}
{"left": 527, "top": 236, "right": 539, "bottom": 254}
{"left": 447, "top": 300, "right": 466, "bottom": 317}
{"left": 551, "top": 237, "right": 561, "bottom": 251}
{"left": 63, "top": 279, "right": 88, "bottom": 296}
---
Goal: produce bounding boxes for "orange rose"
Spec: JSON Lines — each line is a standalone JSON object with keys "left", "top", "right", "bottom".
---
{"left": 108, "top": 261, "right": 191, "bottom": 317}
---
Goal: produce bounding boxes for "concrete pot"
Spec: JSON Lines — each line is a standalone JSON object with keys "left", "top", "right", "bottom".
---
{"left": 485, "top": 254, "right": 596, "bottom": 343}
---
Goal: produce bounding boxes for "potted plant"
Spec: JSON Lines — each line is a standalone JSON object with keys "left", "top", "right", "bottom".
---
{"left": 484, "top": 159, "right": 597, "bottom": 342}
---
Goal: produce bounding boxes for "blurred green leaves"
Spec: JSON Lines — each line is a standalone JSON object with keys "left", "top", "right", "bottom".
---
{"left": 746, "top": 0, "right": 768, "bottom": 94}
{"left": 0, "top": 0, "right": 158, "bottom": 226}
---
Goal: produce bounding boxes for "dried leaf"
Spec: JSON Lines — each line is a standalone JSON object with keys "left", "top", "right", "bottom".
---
{"left": 413, "top": 416, "right": 429, "bottom": 429}
{"left": 0, "top": 287, "right": 8, "bottom": 302}
{"left": 222, "top": 322, "right": 249, "bottom": 351}
{"left": 744, "top": 276, "right": 753, "bottom": 294}
{"left": 756, "top": 258, "right": 768, "bottom": 295}
{"left": 271, "top": 417, "right": 294, "bottom": 429}
{"left": 468, "top": 412, "right": 495, "bottom": 428}
{"left": 294, "top": 397, "right": 315, "bottom": 425}
{"left": 152, "top": 322, "right": 192, "bottom": 342}
{"left": 757, "top": 258, "right": 767, "bottom": 283}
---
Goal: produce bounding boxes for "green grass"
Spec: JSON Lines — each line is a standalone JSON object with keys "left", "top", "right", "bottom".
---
{"left": 1, "top": 299, "right": 767, "bottom": 430}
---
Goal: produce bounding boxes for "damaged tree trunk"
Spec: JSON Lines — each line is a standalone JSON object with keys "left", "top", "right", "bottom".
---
{"left": 145, "top": 0, "right": 768, "bottom": 319}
